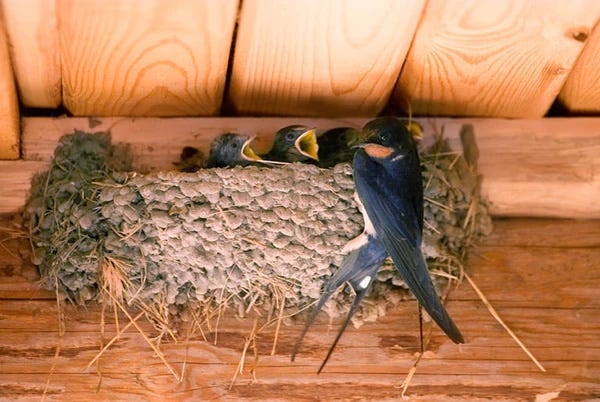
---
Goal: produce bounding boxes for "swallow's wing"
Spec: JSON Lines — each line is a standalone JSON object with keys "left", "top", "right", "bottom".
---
{"left": 316, "top": 279, "right": 371, "bottom": 374}
{"left": 353, "top": 150, "right": 464, "bottom": 343}
{"left": 291, "top": 238, "right": 387, "bottom": 362}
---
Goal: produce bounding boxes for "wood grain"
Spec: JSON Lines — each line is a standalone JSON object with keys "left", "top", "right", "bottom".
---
{"left": 559, "top": 20, "right": 600, "bottom": 112}
{"left": 438, "top": 118, "right": 600, "bottom": 218}
{"left": 393, "top": 0, "right": 600, "bottom": 118}
{"left": 485, "top": 218, "right": 600, "bottom": 248}
{"left": 8, "top": 117, "right": 600, "bottom": 219}
{"left": 229, "top": 0, "right": 425, "bottom": 116}
{"left": 1, "top": 0, "right": 61, "bottom": 108}
{"left": 58, "top": 0, "right": 238, "bottom": 116}
{"left": 0, "top": 12, "right": 19, "bottom": 159}
{"left": 0, "top": 161, "right": 46, "bottom": 213}
{"left": 0, "top": 216, "right": 599, "bottom": 400}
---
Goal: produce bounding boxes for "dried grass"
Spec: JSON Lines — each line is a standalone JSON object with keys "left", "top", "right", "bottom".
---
{"left": 23, "top": 128, "right": 495, "bottom": 391}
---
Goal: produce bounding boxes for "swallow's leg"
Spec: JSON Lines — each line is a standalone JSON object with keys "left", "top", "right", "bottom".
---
{"left": 418, "top": 303, "right": 424, "bottom": 354}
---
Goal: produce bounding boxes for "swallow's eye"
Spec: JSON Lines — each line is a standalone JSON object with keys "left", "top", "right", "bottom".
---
{"left": 379, "top": 133, "right": 389, "bottom": 142}
{"left": 286, "top": 133, "right": 295, "bottom": 141}
{"left": 230, "top": 142, "right": 239, "bottom": 149}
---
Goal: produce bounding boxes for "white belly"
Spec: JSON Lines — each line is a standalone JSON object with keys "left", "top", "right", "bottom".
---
{"left": 354, "top": 191, "right": 376, "bottom": 236}
{"left": 342, "top": 192, "right": 376, "bottom": 254}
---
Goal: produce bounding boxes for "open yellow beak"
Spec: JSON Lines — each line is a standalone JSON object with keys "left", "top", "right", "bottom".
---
{"left": 295, "top": 128, "right": 319, "bottom": 161}
{"left": 241, "top": 137, "right": 263, "bottom": 162}
{"left": 406, "top": 121, "right": 423, "bottom": 141}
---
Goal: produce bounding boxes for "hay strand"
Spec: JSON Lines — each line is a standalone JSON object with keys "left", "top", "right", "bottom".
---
{"left": 464, "top": 272, "right": 546, "bottom": 372}
{"left": 23, "top": 129, "right": 493, "bottom": 384}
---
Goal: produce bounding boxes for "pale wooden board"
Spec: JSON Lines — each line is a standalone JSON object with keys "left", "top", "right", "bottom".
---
{"left": 393, "top": 0, "right": 600, "bottom": 118}
{"left": 20, "top": 116, "right": 368, "bottom": 170}
{"left": 229, "top": 0, "right": 425, "bottom": 116}
{"left": 0, "top": 12, "right": 19, "bottom": 159}
{"left": 1, "top": 0, "right": 61, "bottom": 108}
{"left": 0, "top": 161, "right": 46, "bottom": 213}
{"left": 9, "top": 117, "right": 600, "bottom": 219}
{"left": 58, "top": 0, "right": 238, "bottom": 116}
{"left": 1, "top": 217, "right": 599, "bottom": 400}
{"left": 439, "top": 118, "right": 600, "bottom": 218}
{"left": 559, "top": 20, "right": 600, "bottom": 112}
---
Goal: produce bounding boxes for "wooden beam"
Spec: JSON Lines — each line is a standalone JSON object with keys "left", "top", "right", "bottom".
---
{"left": 229, "top": 0, "right": 425, "bottom": 116}
{"left": 20, "top": 116, "right": 367, "bottom": 167}
{"left": 1, "top": 0, "right": 61, "bottom": 108}
{"left": 0, "top": 160, "right": 45, "bottom": 213}
{"left": 438, "top": 118, "right": 600, "bottom": 218}
{"left": 2, "top": 117, "right": 599, "bottom": 219}
{"left": 559, "top": 20, "right": 600, "bottom": 113}
{"left": 393, "top": 0, "right": 600, "bottom": 118}
{"left": 58, "top": 0, "right": 238, "bottom": 116}
{"left": 0, "top": 11, "right": 19, "bottom": 159}
{"left": 1, "top": 217, "right": 599, "bottom": 399}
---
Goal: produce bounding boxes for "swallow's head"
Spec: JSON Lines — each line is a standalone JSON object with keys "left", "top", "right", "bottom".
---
{"left": 273, "top": 125, "right": 319, "bottom": 162}
{"left": 208, "top": 133, "right": 262, "bottom": 167}
{"left": 356, "top": 117, "right": 416, "bottom": 161}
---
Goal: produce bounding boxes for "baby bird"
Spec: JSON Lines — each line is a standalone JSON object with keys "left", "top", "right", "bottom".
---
{"left": 265, "top": 125, "right": 319, "bottom": 163}
{"left": 207, "top": 133, "right": 263, "bottom": 168}
{"left": 316, "top": 127, "right": 361, "bottom": 168}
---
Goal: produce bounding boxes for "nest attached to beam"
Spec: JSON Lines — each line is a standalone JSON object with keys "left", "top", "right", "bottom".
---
{"left": 24, "top": 130, "right": 492, "bottom": 333}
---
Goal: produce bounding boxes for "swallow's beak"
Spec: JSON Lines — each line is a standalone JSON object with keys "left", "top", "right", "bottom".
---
{"left": 241, "top": 136, "right": 263, "bottom": 161}
{"left": 406, "top": 121, "right": 423, "bottom": 142}
{"left": 295, "top": 128, "right": 319, "bottom": 161}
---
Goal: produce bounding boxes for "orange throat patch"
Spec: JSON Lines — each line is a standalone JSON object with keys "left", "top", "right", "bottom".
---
{"left": 363, "top": 144, "right": 394, "bottom": 160}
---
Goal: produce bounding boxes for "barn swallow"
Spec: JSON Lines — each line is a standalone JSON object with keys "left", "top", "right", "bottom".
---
{"left": 316, "top": 127, "right": 361, "bottom": 168}
{"left": 207, "top": 133, "right": 263, "bottom": 168}
{"left": 291, "top": 234, "right": 387, "bottom": 373}
{"left": 174, "top": 146, "right": 205, "bottom": 172}
{"left": 266, "top": 125, "right": 319, "bottom": 163}
{"left": 353, "top": 117, "right": 464, "bottom": 344}
{"left": 292, "top": 117, "right": 463, "bottom": 373}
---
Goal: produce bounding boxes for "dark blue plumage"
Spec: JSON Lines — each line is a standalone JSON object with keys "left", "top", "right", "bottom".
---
{"left": 292, "top": 117, "right": 463, "bottom": 374}
{"left": 291, "top": 235, "right": 387, "bottom": 371}
{"left": 353, "top": 117, "right": 463, "bottom": 344}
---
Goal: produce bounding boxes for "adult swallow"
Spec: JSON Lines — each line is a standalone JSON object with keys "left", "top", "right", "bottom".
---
{"left": 292, "top": 117, "right": 463, "bottom": 373}
{"left": 266, "top": 125, "right": 319, "bottom": 163}
{"left": 316, "top": 127, "right": 361, "bottom": 168}
{"left": 291, "top": 235, "right": 387, "bottom": 373}
{"left": 352, "top": 117, "right": 464, "bottom": 344}
{"left": 207, "top": 133, "right": 263, "bottom": 168}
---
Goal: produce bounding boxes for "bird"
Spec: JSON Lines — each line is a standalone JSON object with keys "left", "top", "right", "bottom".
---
{"left": 316, "top": 127, "right": 361, "bottom": 168}
{"left": 354, "top": 117, "right": 464, "bottom": 343}
{"left": 265, "top": 125, "right": 319, "bottom": 163}
{"left": 292, "top": 116, "right": 463, "bottom": 372}
{"left": 315, "top": 121, "right": 422, "bottom": 168}
{"left": 174, "top": 146, "right": 205, "bottom": 172}
{"left": 291, "top": 234, "right": 387, "bottom": 373}
{"left": 207, "top": 133, "right": 264, "bottom": 168}
{"left": 405, "top": 120, "right": 423, "bottom": 142}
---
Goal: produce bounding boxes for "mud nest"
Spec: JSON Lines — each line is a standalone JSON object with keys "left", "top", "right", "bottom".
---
{"left": 24, "top": 130, "right": 492, "bottom": 332}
